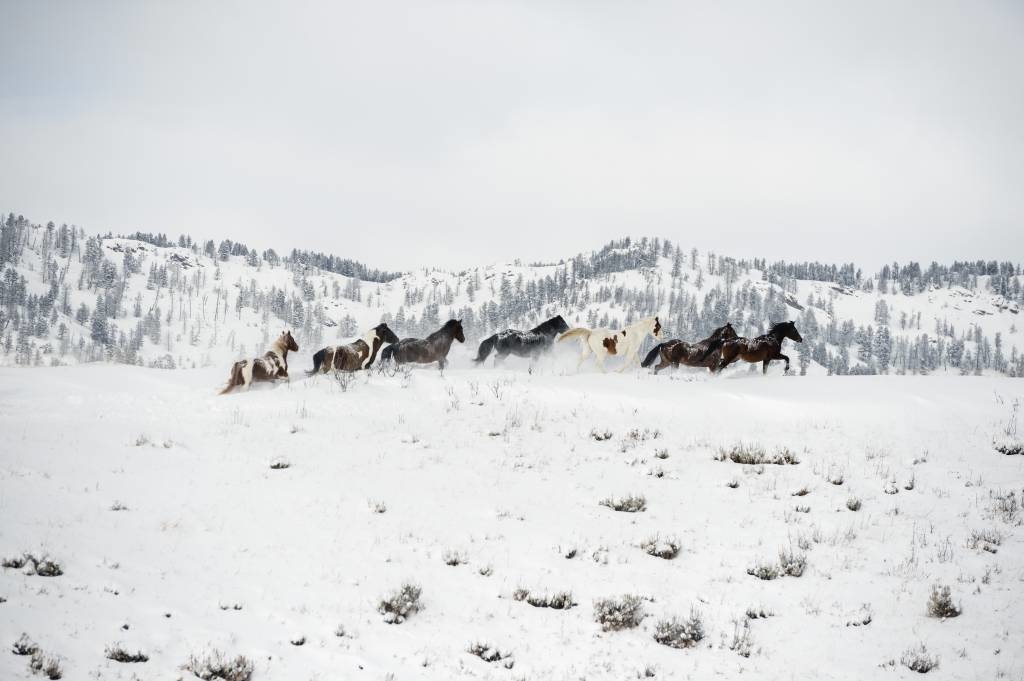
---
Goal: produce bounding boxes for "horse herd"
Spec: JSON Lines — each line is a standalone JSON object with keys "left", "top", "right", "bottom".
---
{"left": 219, "top": 315, "right": 803, "bottom": 393}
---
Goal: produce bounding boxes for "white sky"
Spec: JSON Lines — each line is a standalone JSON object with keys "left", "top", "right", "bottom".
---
{"left": 1, "top": 1, "right": 1022, "bottom": 271}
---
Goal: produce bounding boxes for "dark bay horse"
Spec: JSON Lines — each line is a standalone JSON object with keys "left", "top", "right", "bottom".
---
{"left": 474, "top": 315, "right": 570, "bottom": 364}
{"left": 307, "top": 323, "right": 399, "bottom": 375}
{"left": 380, "top": 319, "right": 465, "bottom": 370}
{"left": 641, "top": 323, "right": 738, "bottom": 374}
{"left": 716, "top": 321, "right": 803, "bottom": 374}
{"left": 220, "top": 330, "right": 299, "bottom": 394}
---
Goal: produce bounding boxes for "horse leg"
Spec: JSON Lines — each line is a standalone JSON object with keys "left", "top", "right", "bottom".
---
{"left": 762, "top": 359, "right": 770, "bottom": 375}
{"left": 777, "top": 352, "right": 790, "bottom": 373}
{"left": 577, "top": 344, "right": 591, "bottom": 370}
{"left": 242, "top": 360, "right": 255, "bottom": 391}
{"left": 438, "top": 358, "right": 447, "bottom": 371}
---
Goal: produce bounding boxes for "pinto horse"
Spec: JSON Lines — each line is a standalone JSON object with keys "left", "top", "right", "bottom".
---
{"left": 220, "top": 330, "right": 299, "bottom": 394}
{"left": 474, "top": 315, "right": 570, "bottom": 365}
{"left": 380, "top": 319, "right": 465, "bottom": 370}
{"left": 716, "top": 321, "right": 803, "bottom": 374}
{"left": 641, "top": 323, "right": 738, "bottom": 374}
{"left": 307, "top": 323, "right": 399, "bottom": 375}
{"left": 557, "top": 316, "right": 664, "bottom": 372}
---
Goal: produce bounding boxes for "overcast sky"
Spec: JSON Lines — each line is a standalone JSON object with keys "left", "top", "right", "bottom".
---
{"left": 1, "top": 1, "right": 1022, "bottom": 271}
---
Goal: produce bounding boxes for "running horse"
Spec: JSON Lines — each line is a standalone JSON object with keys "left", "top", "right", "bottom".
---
{"left": 715, "top": 321, "right": 803, "bottom": 374}
{"left": 641, "top": 323, "right": 738, "bottom": 374}
{"left": 380, "top": 319, "right": 465, "bottom": 370}
{"left": 307, "top": 323, "right": 400, "bottom": 375}
{"left": 219, "top": 330, "right": 299, "bottom": 394}
{"left": 474, "top": 315, "right": 570, "bottom": 365}
{"left": 557, "top": 316, "right": 664, "bottom": 372}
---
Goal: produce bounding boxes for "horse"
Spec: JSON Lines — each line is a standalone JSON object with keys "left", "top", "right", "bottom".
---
{"left": 379, "top": 319, "right": 465, "bottom": 370}
{"left": 307, "top": 323, "right": 399, "bottom": 375}
{"left": 641, "top": 323, "right": 738, "bottom": 374}
{"left": 474, "top": 315, "right": 570, "bottom": 365}
{"left": 716, "top": 321, "right": 803, "bottom": 374}
{"left": 219, "top": 330, "right": 299, "bottom": 394}
{"left": 557, "top": 316, "right": 664, "bottom": 372}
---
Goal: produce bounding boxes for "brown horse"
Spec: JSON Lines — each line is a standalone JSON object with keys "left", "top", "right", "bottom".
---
{"left": 380, "top": 319, "right": 465, "bottom": 370}
{"left": 219, "top": 330, "right": 299, "bottom": 394}
{"left": 307, "top": 323, "right": 400, "bottom": 375}
{"left": 641, "top": 323, "right": 738, "bottom": 374}
{"left": 716, "top": 321, "right": 803, "bottom": 374}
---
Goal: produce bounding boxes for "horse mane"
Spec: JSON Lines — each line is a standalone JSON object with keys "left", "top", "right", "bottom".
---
{"left": 269, "top": 334, "right": 288, "bottom": 356}
{"left": 427, "top": 319, "right": 460, "bottom": 340}
{"left": 529, "top": 316, "right": 564, "bottom": 334}
{"left": 767, "top": 321, "right": 791, "bottom": 335}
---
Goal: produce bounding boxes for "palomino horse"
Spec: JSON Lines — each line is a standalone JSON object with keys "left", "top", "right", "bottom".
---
{"left": 380, "top": 319, "right": 465, "bottom": 370}
{"left": 557, "top": 316, "right": 664, "bottom": 372}
{"left": 474, "top": 315, "right": 570, "bottom": 365}
{"left": 307, "top": 323, "right": 400, "bottom": 375}
{"left": 220, "top": 330, "right": 299, "bottom": 394}
{"left": 641, "top": 323, "right": 738, "bottom": 374}
{"left": 716, "top": 321, "right": 803, "bottom": 374}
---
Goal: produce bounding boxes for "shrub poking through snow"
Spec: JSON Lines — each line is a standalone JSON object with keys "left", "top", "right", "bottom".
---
{"left": 590, "top": 428, "right": 613, "bottom": 442}
{"left": 12, "top": 634, "right": 39, "bottom": 656}
{"left": 110, "top": 501, "right": 128, "bottom": 511}
{"left": 726, "top": 479, "right": 739, "bottom": 489}
{"left": 966, "top": 528, "right": 1002, "bottom": 553}
{"left": 988, "top": 490, "right": 1019, "bottom": 524}
{"left": 716, "top": 443, "right": 799, "bottom": 465}
{"left": 728, "top": 619, "right": 754, "bottom": 658}
{"left": 478, "top": 564, "right": 493, "bottom": 577}
{"left": 593, "top": 594, "right": 646, "bottom": 631}
{"left": 846, "top": 497, "right": 862, "bottom": 512}
{"left": 105, "top": 644, "right": 149, "bottom": 663}
{"left": 641, "top": 536, "right": 681, "bottom": 560}
{"left": 183, "top": 650, "right": 254, "bottom": 681}
{"left": 443, "top": 550, "right": 467, "bottom": 566}
{"left": 600, "top": 494, "right": 647, "bottom": 513}
{"left": 993, "top": 437, "right": 1023, "bottom": 456}
{"left": 29, "top": 651, "right": 63, "bottom": 679}
{"left": 745, "top": 606, "right": 773, "bottom": 620}
{"left": 513, "top": 588, "right": 575, "bottom": 609}
{"left": 30, "top": 557, "right": 63, "bottom": 577}
{"left": 378, "top": 582, "right": 422, "bottom": 624}
{"left": 778, "top": 548, "right": 807, "bottom": 577}
{"left": 901, "top": 643, "right": 939, "bottom": 673}
{"left": 2, "top": 554, "right": 29, "bottom": 570}
{"left": 654, "top": 449, "right": 669, "bottom": 459}
{"left": 652, "top": 611, "right": 704, "bottom": 649}
{"left": 467, "top": 642, "right": 513, "bottom": 667}
{"left": 747, "top": 561, "right": 779, "bottom": 581}
{"left": 791, "top": 486, "right": 810, "bottom": 497}
{"left": 926, "top": 584, "right": 960, "bottom": 619}
{"left": 269, "top": 458, "right": 291, "bottom": 470}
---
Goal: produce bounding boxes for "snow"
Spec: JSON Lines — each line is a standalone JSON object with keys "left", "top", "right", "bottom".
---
{"left": 2, "top": 361, "right": 1023, "bottom": 679}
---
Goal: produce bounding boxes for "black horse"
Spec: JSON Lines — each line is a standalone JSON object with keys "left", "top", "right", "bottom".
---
{"left": 474, "top": 315, "right": 570, "bottom": 364}
{"left": 641, "top": 323, "right": 738, "bottom": 374}
{"left": 380, "top": 319, "right": 465, "bottom": 370}
{"left": 716, "top": 321, "right": 803, "bottom": 374}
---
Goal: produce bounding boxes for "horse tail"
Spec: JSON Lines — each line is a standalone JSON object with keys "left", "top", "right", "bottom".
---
{"left": 557, "top": 328, "right": 591, "bottom": 343}
{"left": 219, "top": 362, "right": 243, "bottom": 395}
{"left": 641, "top": 342, "right": 664, "bottom": 368}
{"left": 306, "top": 348, "right": 327, "bottom": 376}
{"left": 474, "top": 334, "right": 498, "bottom": 363}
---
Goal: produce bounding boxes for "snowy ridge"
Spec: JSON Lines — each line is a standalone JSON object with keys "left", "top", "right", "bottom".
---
{"left": 0, "top": 213, "right": 1021, "bottom": 375}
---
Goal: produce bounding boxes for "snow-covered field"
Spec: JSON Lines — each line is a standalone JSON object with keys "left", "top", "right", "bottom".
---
{"left": 1, "top": 361, "right": 1023, "bottom": 680}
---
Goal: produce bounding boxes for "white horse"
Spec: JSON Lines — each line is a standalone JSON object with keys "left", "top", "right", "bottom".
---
{"left": 557, "top": 316, "right": 664, "bottom": 372}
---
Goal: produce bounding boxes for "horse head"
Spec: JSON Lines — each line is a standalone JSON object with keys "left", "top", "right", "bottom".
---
{"left": 452, "top": 319, "right": 466, "bottom": 343}
{"left": 552, "top": 315, "right": 570, "bottom": 334}
{"left": 721, "top": 323, "right": 738, "bottom": 340}
{"left": 785, "top": 321, "right": 803, "bottom": 343}
{"left": 377, "top": 323, "right": 400, "bottom": 345}
{"left": 283, "top": 330, "right": 299, "bottom": 352}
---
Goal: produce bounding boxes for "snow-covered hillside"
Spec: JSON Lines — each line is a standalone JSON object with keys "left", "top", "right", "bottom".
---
{"left": 1, "top": 365, "right": 1022, "bottom": 680}
{"left": 0, "top": 213, "right": 1021, "bottom": 376}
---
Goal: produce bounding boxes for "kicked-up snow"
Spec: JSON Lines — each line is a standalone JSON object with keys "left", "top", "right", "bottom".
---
{"left": 1, "top": 362, "right": 1023, "bottom": 680}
